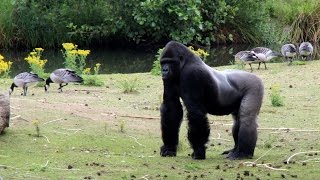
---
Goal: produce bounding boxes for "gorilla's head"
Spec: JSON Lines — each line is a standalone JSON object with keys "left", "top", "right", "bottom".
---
{"left": 160, "top": 41, "right": 195, "bottom": 81}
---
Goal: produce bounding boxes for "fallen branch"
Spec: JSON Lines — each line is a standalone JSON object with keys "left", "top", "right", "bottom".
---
{"left": 48, "top": 167, "right": 81, "bottom": 171}
{"left": 128, "top": 135, "right": 146, "bottom": 147}
{"left": 120, "top": 114, "right": 159, "bottom": 120}
{"left": 244, "top": 162, "right": 288, "bottom": 171}
{"left": 141, "top": 175, "right": 149, "bottom": 180}
{"left": 0, "top": 164, "right": 19, "bottom": 169}
{"left": 9, "top": 115, "right": 28, "bottom": 122}
{"left": 43, "top": 118, "right": 63, "bottom": 125}
{"left": 243, "top": 146, "right": 288, "bottom": 171}
{"left": 253, "top": 146, "right": 276, "bottom": 163}
{"left": 258, "top": 128, "right": 320, "bottom": 132}
{"left": 42, "top": 160, "right": 49, "bottom": 168}
{"left": 10, "top": 115, "right": 21, "bottom": 120}
{"left": 74, "top": 89, "right": 107, "bottom": 93}
{"left": 211, "top": 133, "right": 232, "bottom": 142}
{"left": 42, "top": 135, "right": 50, "bottom": 143}
{"left": 302, "top": 158, "right": 320, "bottom": 163}
{"left": 10, "top": 106, "right": 20, "bottom": 110}
{"left": 61, "top": 128, "right": 82, "bottom": 134}
{"left": 102, "top": 113, "right": 159, "bottom": 120}
{"left": 286, "top": 151, "right": 320, "bottom": 164}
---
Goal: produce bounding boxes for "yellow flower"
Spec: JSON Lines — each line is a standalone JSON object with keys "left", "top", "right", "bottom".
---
{"left": 62, "top": 43, "right": 76, "bottom": 51}
{"left": 188, "top": 46, "right": 209, "bottom": 59}
{"left": 24, "top": 48, "right": 47, "bottom": 69}
{"left": 70, "top": 50, "right": 78, "bottom": 54}
{"left": 83, "top": 68, "right": 91, "bottom": 75}
{"left": 95, "top": 63, "right": 101, "bottom": 68}
{"left": 0, "top": 54, "right": 3, "bottom": 60}
{"left": 35, "top": 48, "right": 44, "bottom": 52}
{"left": 77, "top": 49, "right": 90, "bottom": 56}
{"left": 32, "top": 120, "right": 39, "bottom": 125}
{"left": 0, "top": 58, "right": 12, "bottom": 74}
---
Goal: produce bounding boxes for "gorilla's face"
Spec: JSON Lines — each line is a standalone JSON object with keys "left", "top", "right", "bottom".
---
{"left": 160, "top": 59, "right": 180, "bottom": 81}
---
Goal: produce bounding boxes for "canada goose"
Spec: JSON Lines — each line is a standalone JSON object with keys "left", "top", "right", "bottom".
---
{"left": 281, "top": 44, "right": 297, "bottom": 63}
{"left": 299, "top": 42, "right": 313, "bottom": 60}
{"left": 45, "top": 68, "right": 83, "bottom": 92}
{"left": 9, "top": 72, "right": 44, "bottom": 96}
{"left": 251, "top": 47, "right": 281, "bottom": 70}
{"left": 234, "top": 51, "right": 259, "bottom": 72}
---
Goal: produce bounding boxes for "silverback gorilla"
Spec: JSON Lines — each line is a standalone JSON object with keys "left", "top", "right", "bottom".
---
{"left": 160, "top": 41, "right": 264, "bottom": 160}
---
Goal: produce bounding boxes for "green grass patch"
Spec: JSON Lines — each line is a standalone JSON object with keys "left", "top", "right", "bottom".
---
{"left": 270, "top": 84, "right": 284, "bottom": 107}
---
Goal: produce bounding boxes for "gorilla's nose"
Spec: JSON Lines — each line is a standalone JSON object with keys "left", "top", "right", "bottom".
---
{"left": 162, "top": 66, "right": 169, "bottom": 75}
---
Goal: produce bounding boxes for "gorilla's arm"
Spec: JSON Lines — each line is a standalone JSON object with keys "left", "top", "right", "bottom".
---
{"left": 160, "top": 81, "right": 183, "bottom": 157}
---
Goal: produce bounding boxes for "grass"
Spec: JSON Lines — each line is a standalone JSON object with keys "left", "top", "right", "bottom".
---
{"left": 1, "top": 61, "right": 320, "bottom": 179}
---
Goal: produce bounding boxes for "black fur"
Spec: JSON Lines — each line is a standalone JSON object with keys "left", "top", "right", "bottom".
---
{"left": 159, "top": 41, "right": 264, "bottom": 160}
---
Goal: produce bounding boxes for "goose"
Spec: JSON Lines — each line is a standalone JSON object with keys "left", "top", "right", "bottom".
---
{"left": 9, "top": 72, "right": 44, "bottom": 96}
{"left": 45, "top": 68, "right": 83, "bottom": 92}
{"left": 251, "top": 47, "right": 281, "bottom": 70}
{"left": 281, "top": 44, "right": 297, "bottom": 63}
{"left": 299, "top": 42, "right": 313, "bottom": 60}
{"left": 234, "top": 51, "right": 259, "bottom": 72}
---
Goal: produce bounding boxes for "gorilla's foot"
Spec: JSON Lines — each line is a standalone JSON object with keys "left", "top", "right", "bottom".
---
{"left": 227, "top": 151, "right": 253, "bottom": 160}
{"left": 221, "top": 148, "right": 235, "bottom": 155}
{"left": 191, "top": 146, "right": 206, "bottom": 160}
{"left": 160, "top": 145, "right": 177, "bottom": 157}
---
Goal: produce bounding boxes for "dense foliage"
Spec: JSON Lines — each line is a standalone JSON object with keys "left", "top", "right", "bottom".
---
{"left": 0, "top": 0, "right": 319, "bottom": 48}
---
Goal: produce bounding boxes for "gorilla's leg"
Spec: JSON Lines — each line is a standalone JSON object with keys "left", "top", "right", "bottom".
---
{"left": 222, "top": 113, "right": 239, "bottom": 155}
{"left": 160, "top": 99, "right": 183, "bottom": 157}
{"left": 228, "top": 115, "right": 257, "bottom": 159}
{"left": 187, "top": 107, "right": 210, "bottom": 160}
{"left": 228, "top": 95, "right": 260, "bottom": 160}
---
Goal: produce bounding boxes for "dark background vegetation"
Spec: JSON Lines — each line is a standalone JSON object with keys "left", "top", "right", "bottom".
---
{"left": 0, "top": 0, "right": 319, "bottom": 49}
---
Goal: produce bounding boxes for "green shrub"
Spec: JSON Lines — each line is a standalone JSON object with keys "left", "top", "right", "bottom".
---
{"left": 270, "top": 84, "right": 284, "bottom": 107}
{"left": 150, "top": 48, "right": 163, "bottom": 76}
{"left": 1, "top": 0, "right": 279, "bottom": 48}
{"left": 292, "top": 61, "right": 306, "bottom": 65}
{"left": 120, "top": 78, "right": 139, "bottom": 93}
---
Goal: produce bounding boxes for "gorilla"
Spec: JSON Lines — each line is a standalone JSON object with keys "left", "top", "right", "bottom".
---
{"left": 159, "top": 41, "right": 264, "bottom": 160}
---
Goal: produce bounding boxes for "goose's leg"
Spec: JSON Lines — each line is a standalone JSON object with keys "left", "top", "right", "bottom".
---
{"left": 264, "top": 62, "right": 267, "bottom": 70}
{"left": 249, "top": 64, "right": 253, "bottom": 72}
{"left": 257, "top": 62, "right": 261, "bottom": 70}
{"left": 58, "top": 83, "right": 69, "bottom": 92}
{"left": 23, "top": 86, "right": 27, "bottom": 96}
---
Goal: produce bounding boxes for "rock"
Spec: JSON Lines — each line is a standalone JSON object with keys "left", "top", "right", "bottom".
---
{"left": 0, "top": 92, "right": 10, "bottom": 134}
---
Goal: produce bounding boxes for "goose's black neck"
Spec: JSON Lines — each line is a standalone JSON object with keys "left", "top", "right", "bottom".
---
{"left": 10, "top": 83, "right": 17, "bottom": 91}
{"left": 45, "top": 78, "right": 53, "bottom": 85}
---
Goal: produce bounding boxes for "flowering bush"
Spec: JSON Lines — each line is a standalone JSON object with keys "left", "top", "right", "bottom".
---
{"left": 82, "top": 63, "right": 104, "bottom": 86}
{"left": 62, "top": 42, "right": 90, "bottom": 74}
{"left": 188, "top": 46, "right": 209, "bottom": 61}
{"left": 0, "top": 54, "right": 13, "bottom": 78}
{"left": 24, "top": 48, "right": 47, "bottom": 77}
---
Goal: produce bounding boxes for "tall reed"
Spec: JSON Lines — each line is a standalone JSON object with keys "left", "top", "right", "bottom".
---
{"left": 289, "top": 4, "right": 320, "bottom": 57}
